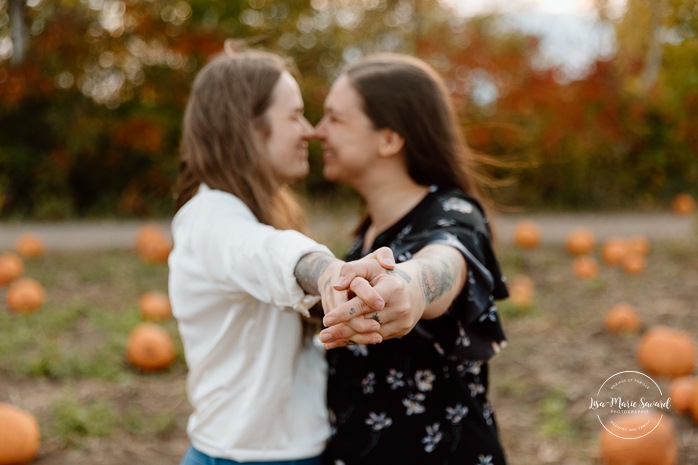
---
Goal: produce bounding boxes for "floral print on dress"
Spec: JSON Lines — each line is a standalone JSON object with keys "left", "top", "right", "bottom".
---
{"left": 422, "top": 423, "right": 443, "bottom": 453}
{"left": 483, "top": 401, "right": 494, "bottom": 426}
{"left": 437, "top": 218, "right": 457, "bottom": 227}
{"left": 387, "top": 369, "right": 405, "bottom": 389}
{"left": 347, "top": 344, "right": 369, "bottom": 357}
{"left": 362, "top": 372, "right": 376, "bottom": 394}
{"left": 365, "top": 411, "right": 392, "bottom": 430}
{"left": 456, "top": 321, "right": 471, "bottom": 347}
{"left": 415, "top": 370, "right": 436, "bottom": 391}
{"left": 446, "top": 403, "right": 469, "bottom": 423}
{"left": 469, "top": 381, "right": 486, "bottom": 397}
{"left": 442, "top": 197, "right": 474, "bottom": 214}
{"left": 403, "top": 392, "right": 426, "bottom": 415}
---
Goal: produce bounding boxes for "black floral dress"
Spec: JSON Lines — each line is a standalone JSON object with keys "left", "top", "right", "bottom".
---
{"left": 324, "top": 186, "right": 509, "bottom": 465}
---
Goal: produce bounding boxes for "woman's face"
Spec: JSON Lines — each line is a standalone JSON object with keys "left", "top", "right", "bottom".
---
{"left": 262, "top": 71, "right": 314, "bottom": 187}
{"left": 315, "top": 74, "right": 384, "bottom": 187}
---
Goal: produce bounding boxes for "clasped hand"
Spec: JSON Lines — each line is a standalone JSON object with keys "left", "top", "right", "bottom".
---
{"left": 316, "top": 247, "right": 423, "bottom": 349}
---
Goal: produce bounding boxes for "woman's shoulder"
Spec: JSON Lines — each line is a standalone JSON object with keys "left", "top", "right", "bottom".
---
{"left": 424, "top": 187, "right": 488, "bottom": 230}
{"left": 173, "top": 185, "right": 259, "bottom": 240}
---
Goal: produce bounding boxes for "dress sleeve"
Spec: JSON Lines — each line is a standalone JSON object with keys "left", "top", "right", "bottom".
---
{"left": 403, "top": 194, "right": 509, "bottom": 362}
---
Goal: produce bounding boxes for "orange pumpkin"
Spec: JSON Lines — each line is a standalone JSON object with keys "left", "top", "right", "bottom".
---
{"left": 136, "top": 224, "right": 167, "bottom": 251}
{"left": 565, "top": 228, "right": 595, "bottom": 256}
{"left": 621, "top": 251, "right": 647, "bottom": 275}
{"left": 637, "top": 326, "right": 696, "bottom": 378}
{"left": 512, "top": 220, "right": 541, "bottom": 250}
{"left": 625, "top": 235, "right": 650, "bottom": 256}
{"left": 507, "top": 275, "right": 535, "bottom": 309}
{"left": 136, "top": 224, "right": 172, "bottom": 264}
{"left": 0, "top": 402, "right": 41, "bottom": 465}
{"left": 598, "top": 411, "right": 676, "bottom": 465}
{"left": 138, "top": 291, "right": 172, "bottom": 321}
{"left": 6, "top": 278, "right": 45, "bottom": 314}
{"left": 671, "top": 193, "right": 696, "bottom": 215}
{"left": 139, "top": 236, "right": 172, "bottom": 264}
{"left": 0, "top": 252, "right": 24, "bottom": 286}
{"left": 15, "top": 234, "right": 44, "bottom": 258}
{"left": 126, "top": 322, "right": 176, "bottom": 372}
{"left": 604, "top": 302, "right": 641, "bottom": 334}
{"left": 572, "top": 255, "right": 599, "bottom": 279}
{"left": 668, "top": 376, "right": 695, "bottom": 414}
{"left": 600, "top": 237, "right": 627, "bottom": 266}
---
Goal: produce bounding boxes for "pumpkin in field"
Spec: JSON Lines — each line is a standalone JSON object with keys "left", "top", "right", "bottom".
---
{"left": 636, "top": 326, "right": 696, "bottom": 378}
{"left": 136, "top": 224, "right": 172, "bottom": 264}
{"left": 6, "top": 278, "right": 45, "bottom": 314}
{"left": 507, "top": 275, "right": 535, "bottom": 309}
{"left": 139, "top": 237, "right": 172, "bottom": 264}
{"left": 668, "top": 376, "right": 695, "bottom": 414}
{"left": 565, "top": 228, "right": 595, "bottom": 256}
{"left": 621, "top": 251, "right": 647, "bottom": 275}
{"left": 598, "top": 411, "right": 676, "bottom": 465}
{"left": 625, "top": 235, "right": 650, "bottom": 256}
{"left": 0, "top": 252, "right": 24, "bottom": 286}
{"left": 138, "top": 291, "right": 172, "bottom": 321}
{"left": 15, "top": 234, "right": 44, "bottom": 258}
{"left": 126, "top": 322, "right": 176, "bottom": 372}
{"left": 0, "top": 402, "right": 41, "bottom": 465}
{"left": 671, "top": 193, "right": 695, "bottom": 215}
{"left": 604, "top": 302, "right": 641, "bottom": 334}
{"left": 572, "top": 255, "right": 599, "bottom": 279}
{"left": 513, "top": 220, "right": 541, "bottom": 250}
{"left": 600, "top": 237, "right": 627, "bottom": 266}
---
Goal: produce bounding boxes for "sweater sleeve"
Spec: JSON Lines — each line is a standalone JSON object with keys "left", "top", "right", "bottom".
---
{"left": 188, "top": 192, "right": 333, "bottom": 312}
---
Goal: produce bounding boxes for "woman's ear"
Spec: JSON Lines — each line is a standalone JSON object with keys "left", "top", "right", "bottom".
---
{"left": 377, "top": 129, "right": 405, "bottom": 158}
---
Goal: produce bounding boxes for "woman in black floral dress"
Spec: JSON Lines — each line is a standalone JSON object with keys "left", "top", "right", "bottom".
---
{"left": 314, "top": 54, "right": 509, "bottom": 465}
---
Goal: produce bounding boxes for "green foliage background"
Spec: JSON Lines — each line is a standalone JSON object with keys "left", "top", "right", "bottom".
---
{"left": 0, "top": 0, "right": 696, "bottom": 219}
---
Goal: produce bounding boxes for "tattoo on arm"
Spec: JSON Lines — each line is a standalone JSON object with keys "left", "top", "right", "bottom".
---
{"left": 295, "top": 253, "right": 334, "bottom": 295}
{"left": 388, "top": 268, "right": 411, "bottom": 283}
{"left": 414, "top": 251, "right": 460, "bottom": 304}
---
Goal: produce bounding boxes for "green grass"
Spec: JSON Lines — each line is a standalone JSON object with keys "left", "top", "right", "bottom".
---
{"left": 50, "top": 395, "right": 118, "bottom": 446}
{"left": 0, "top": 251, "right": 177, "bottom": 381}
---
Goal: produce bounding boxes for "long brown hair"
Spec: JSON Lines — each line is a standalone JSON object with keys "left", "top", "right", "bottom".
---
{"left": 344, "top": 53, "right": 491, "bottom": 210}
{"left": 174, "top": 42, "right": 305, "bottom": 232}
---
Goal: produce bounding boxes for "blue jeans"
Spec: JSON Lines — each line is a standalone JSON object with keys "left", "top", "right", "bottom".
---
{"left": 180, "top": 445, "right": 322, "bottom": 465}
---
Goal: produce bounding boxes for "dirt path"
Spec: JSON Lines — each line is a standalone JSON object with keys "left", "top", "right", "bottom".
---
{"left": 1, "top": 213, "right": 695, "bottom": 251}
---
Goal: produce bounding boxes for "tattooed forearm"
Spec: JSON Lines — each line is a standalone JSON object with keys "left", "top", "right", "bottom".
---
{"left": 295, "top": 253, "right": 335, "bottom": 295}
{"left": 388, "top": 267, "right": 411, "bottom": 283}
{"left": 414, "top": 251, "right": 460, "bottom": 304}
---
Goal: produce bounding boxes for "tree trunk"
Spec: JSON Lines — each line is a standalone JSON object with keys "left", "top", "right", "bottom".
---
{"left": 640, "top": 0, "right": 665, "bottom": 92}
{"left": 10, "top": 0, "right": 28, "bottom": 67}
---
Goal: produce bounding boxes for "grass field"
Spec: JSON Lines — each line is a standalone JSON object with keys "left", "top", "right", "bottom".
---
{"left": 1, "top": 215, "right": 697, "bottom": 465}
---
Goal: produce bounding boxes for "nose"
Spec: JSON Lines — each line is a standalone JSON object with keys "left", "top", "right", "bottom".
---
{"left": 313, "top": 117, "right": 327, "bottom": 140}
{"left": 301, "top": 117, "right": 316, "bottom": 140}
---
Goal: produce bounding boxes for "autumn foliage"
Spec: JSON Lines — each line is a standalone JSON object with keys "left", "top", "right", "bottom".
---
{"left": 0, "top": 1, "right": 696, "bottom": 218}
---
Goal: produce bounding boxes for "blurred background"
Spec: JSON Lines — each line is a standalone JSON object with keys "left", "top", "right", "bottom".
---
{"left": 1, "top": 0, "right": 697, "bottom": 220}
